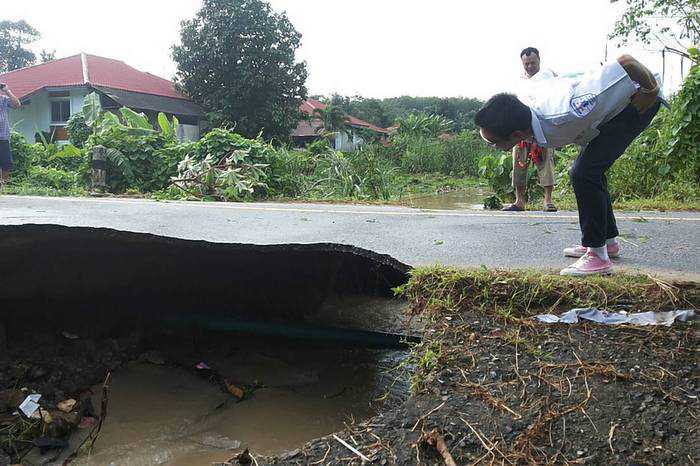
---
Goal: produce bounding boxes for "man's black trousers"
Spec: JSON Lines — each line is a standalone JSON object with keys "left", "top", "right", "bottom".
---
{"left": 570, "top": 100, "right": 661, "bottom": 247}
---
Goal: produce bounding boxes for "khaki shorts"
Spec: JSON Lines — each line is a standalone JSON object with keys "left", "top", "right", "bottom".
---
{"left": 512, "top": 145, "right": 555, "bottom": 188}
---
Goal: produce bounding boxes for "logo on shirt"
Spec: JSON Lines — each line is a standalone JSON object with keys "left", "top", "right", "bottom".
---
{"left": 570, "top": 94, "right": 598, "bottom": 117}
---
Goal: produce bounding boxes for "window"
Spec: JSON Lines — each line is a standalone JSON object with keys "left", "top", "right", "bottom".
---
{"left": 50, "top": 100, "right": 71, "bottom": 124}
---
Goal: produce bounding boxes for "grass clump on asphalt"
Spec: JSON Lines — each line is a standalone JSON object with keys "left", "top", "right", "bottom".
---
{"left": 397, "top": 266, "right": 697, "bottom": 318}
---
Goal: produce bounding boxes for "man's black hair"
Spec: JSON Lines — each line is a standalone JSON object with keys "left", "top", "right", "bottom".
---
{"left": 474, "top": 93, "right": 531, "bottom": 139}
{"left": 520, "top": 47, "right": 539, "bottom": 58}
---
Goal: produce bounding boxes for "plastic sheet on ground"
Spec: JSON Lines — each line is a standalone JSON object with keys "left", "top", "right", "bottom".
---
{"left": 536, "top": 308, "right": 696, "bottom": 326}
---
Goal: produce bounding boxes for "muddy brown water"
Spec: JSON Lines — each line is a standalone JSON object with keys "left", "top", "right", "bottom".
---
{"left": 73, "top": 297, "right": 412, "bottom": 466}
{"left": 402, "top": 187, "right": 489, "bottom": 210}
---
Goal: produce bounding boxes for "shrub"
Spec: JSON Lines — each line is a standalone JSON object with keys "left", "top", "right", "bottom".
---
{"left": 192, "top": 128, "right": 272, "bottom": 164}
{"left": 42, "top": 144, "right": 86, "bottom": 172}
{"left": 397, "top": 135, "right": 445, "bottom": 173}
{"left": 9, "top": 132, "right": 34, "bottom": 178}
{"left": 265, "top": 148, "right": 316, "bottom": 197}
{"left": 441, "top": 132, "right": 491, "bottom": 176}
{"left": 307, "top": 138, "right": 331, "bottom": 156}
{"left": 66, "top": 113, "right": 92, "bottom": 148}
{"left": 311, "top": 145, "right": 396, "bottom": 199}
{"left": 395, "top": 113, "right": 454, "bottom": 137}
{"left": 26, "top": 166, "right": 77, "bottom": 190}
{"left": 395, "top": 131, "right": 493, "bottom": 176}
{"left": 172, "top": 149, "right": 269, "bottom": 201}
{"left": 86, "top": 129, "right": 174, "bottom": 193}
{"left": 478, "top": 152, "right": 513, "bottom": 197}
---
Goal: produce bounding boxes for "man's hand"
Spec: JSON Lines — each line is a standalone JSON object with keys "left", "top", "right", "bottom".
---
{"left": 631, "top": 86, "right": 660, "bottom": 115}
{"left": 617, "top": 54, "right": 659, "bottom": 115}
{"left": 1, "top": 85, "right": 21, "bottom": 109}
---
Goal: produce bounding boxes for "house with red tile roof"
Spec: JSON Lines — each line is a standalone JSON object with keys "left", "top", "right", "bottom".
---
{"left": 0, "top": 53, "right": 203, "bottom": 143}
{"left": 292, "top": 99, "right": 388, "bottom": 151}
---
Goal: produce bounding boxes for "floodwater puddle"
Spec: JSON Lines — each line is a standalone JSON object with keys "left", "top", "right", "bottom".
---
{"left": 402, "top": 187, "right": 490, "bottom": 210}
{"left": 74, "top": 321, "right": 407, "bottom": 465}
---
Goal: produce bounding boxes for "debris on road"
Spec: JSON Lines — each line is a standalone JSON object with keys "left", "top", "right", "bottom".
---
{"left": 18, "top": 394, "right": 41, "bottom": 417}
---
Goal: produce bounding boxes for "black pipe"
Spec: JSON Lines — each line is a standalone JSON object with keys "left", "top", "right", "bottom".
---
{"left": 165, "top": 314, "right": 421, "bottom": 349}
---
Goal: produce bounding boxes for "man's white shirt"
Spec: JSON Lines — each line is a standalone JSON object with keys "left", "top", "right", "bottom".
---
{"left": 516, "top": 61, "right": 637, "bottom": 148}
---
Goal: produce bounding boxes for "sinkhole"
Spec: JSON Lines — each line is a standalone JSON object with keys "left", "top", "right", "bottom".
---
{"left": 0, "top": 225, "right": 417, "bottom": 464}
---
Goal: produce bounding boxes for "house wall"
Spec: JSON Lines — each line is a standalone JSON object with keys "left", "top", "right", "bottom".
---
{"left": 9, "top": 87, "right": 201, "bottom": 143}
{"left": 9, "top": 87, "right": 88, "bottom": 142}
{"left": 334, "top": 130, "right": 365, "bottom": 152}
{"left": 177, "top": 122, "right": 200, "bottom": 142}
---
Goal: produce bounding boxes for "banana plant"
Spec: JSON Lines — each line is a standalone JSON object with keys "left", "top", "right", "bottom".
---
{"left": 157, "top": 112, "right": 180, "bottom": 139}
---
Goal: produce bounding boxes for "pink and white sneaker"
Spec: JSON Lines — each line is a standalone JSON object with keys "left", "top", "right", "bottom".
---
{"left": 560, "top": 251, "right": 614, "bottom": 276}
{"left": 563, "top": 242, "right": 620, "bottom": 259}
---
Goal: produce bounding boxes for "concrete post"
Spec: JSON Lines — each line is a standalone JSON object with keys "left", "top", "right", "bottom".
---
{"left": 91, "top": 145, "right": 107, "bottom": 191}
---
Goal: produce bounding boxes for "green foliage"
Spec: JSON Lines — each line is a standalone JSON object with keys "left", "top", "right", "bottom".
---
{"left": 41, "top": 144, "right": 86, "bottom": 172}
{"left": 120, "top": 107, "right": 155, "bottom": 132}
{"left": 311, "top": 146, "right": 395, "bottom": 199}
{"left": 610, "top": 0, "right": 698, "bottom": 60}
{"left": 327, "top": 94, "right": 484, "bottom": 131}
{"left": 9, "top": 132, "right": 33, "bottom": 177}
{"left": 192, "top": 128, "right": 273, "bottom": 164}
{"left": 81, "top": 93, "right": 102, "bottom": 127}
{"left": 87, "top": 129, "right": 178, "bottom": 193}
{"left": 478, "top": 152, "right": 513, "bottom": 197}
{"left": 483, "top": 195, "right": 503, "bottom": 210}
{"left": 158, "top": 112, "right": 179, "bottom": 139}
{"left": 313, "top": 105, "right": 350, "bottom": 137}
{"left": 0, "top": 20, "right": 40, "bottom": 72}
{"left": 39, "top": 49, "right": 55, "bottom": 63}
{"left": 172, "top": 149, "right": 269, "bottom": 201}
{"left": 394, "top": 131, "right": 491, "bottom": 177}
{"left": 329, "top": 94, "right": 392, "bottom": 128}
{"left": 264, "top": 143, "right": 396, "bottom": 200}
{"left": 172, "top": 0, "right": 308, "bottom": 140}
{"left": 396, "top": 135, "right": 444, "bottom": 173}
{"left": 395, "top": 113, "right": 453, "bottom": 138}
{"left": 307, "top": 139, "right": 332, "bottom": 156}
{"left": 66, "top": 113, "right": 92, "bottom": 148}
{"left": 26, "top": 166, "right": 77, "bottom": 190}
{"left": 266, "top": 148, "right": 317, "bottom": 197}
{"left": 78, "top": 92, "right": 186, "bottom": 193}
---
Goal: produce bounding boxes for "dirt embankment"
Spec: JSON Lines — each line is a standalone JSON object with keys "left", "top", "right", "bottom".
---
{"left": 263, "top": 269, "right": 699, "bottom": 465}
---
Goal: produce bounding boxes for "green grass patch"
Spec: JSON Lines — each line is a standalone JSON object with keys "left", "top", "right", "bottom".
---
{"left": 397, "top": 266, "right": 698, "bottom": 319}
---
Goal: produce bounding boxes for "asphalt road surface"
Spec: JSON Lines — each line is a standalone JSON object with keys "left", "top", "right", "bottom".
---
{"left": 1, "top": 195, "right": 698, "bottom": 279}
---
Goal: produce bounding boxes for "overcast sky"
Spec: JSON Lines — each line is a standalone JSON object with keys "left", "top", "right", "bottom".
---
{"left": 3, "top": 0, "right": 688, "bottom": 99}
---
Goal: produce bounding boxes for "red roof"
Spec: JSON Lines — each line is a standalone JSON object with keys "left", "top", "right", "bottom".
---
{"left": 0, "top": 53, "right": 188, "bottom": 101}
{"left": 300, "top": 99, "right": 388, "bottom": 133}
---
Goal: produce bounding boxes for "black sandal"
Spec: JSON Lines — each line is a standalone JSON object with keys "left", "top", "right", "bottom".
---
{"left": 502, "top": 204, "right": 525, "bottom": 212}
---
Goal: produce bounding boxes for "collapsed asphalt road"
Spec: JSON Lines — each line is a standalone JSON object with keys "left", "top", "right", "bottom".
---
{"left": 1, "top": 195, "right": 698, "bottom": 279}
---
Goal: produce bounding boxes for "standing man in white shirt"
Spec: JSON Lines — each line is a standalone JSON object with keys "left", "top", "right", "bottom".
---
{"left": 475, "top": 55, "right": 661, "bottom": 276}
{"left": 503, "top": 47, "right": 558, "bottom": 212}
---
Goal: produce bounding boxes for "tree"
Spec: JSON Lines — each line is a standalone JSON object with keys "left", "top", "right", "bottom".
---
{"left": 0, "top": 20, "right": 40, "bottom": 72}
{"left": 610, "top": 0, "right": 699, "bottom": 60}
{"left": 172, "top": 0, "right": 308, "bottom": 140}
{"left": 40, "top": 49, "right": 56, "bottom": 63}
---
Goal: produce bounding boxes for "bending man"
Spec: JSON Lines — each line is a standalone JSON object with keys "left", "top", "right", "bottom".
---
{"left": 475, "top": 55, "right": 661, "bottom": 276}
